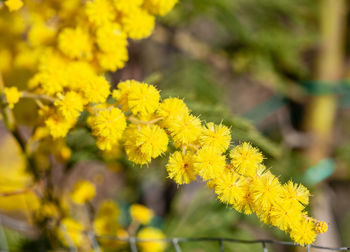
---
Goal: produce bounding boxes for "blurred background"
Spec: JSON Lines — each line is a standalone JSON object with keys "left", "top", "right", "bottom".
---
{"left": 1, "top": 0, "right": 350, "bottom": 251}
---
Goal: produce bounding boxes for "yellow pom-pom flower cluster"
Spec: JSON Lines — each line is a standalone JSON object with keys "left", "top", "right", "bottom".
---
{"left": 70, "top": 180, "right": 96, "bottom": 204}
{"left": 130, "top": 203, "right": 154, "bottom": 225}
{"left": 5, "top": 0, "right": 23, "bottom": 12}
{"left": 4, "top": 87, "right": 21, "bottom": 109}
{"left": 0, "top": 0, "right": 326, "bottom": 247}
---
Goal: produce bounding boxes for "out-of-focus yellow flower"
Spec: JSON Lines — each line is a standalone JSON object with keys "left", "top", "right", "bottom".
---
{"left": 85, "top": 0, "right": 116, "bottom": 26}
{"left": 121, "top": 9, "right": 155, "bottom": 40}
{"left": 59, "top": 218, "right": 85, "bottom": 247}
{"left": 5, "top": 0, "right": 23, "bottom": 11}
{"left": 97, "top": 200, "right": 120, "bottom": 219}
{"left": 28, "top": 21, "right": 56, "bottom": 47}
{"left": 143, "top": 0, "right": 178, "bottom": 16}
{"left": 45, "top": 115, "right": 77, "bottom": 139}
{"left": 70, "top": 180, "right": 96, "bottom": 204}
{"left": 59, "top": 146, "right": 72, "bottom": 161}
{"left": 97, "top": 47, "right": 129, "bottom": 72}
{"left": 137, "top": 227, "right": 166, "bottom": 252}
{"left": 114, "top": 0, "right": 143, "bottom": 13}
{"left": 4, "top": 87, "right": 21, "bottom": 109}
{"left": 58, "top": 27, "right": 92, "bottom": 60}
{"left": 130, "top": 204, "right": 154, "bottom": 225}
{"left": 94, "top": 217, "right": 118, "bottom": 235}
{"left": 37, "top": 202, "right": 59, "bottom": 219}
{"left": 55, "top": 92, "right": 84, "bottom": 121}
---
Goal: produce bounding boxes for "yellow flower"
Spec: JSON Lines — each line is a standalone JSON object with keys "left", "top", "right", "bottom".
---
{"left": 70, "top": 180, "right": 96, "bottom": 204}
{"left": 130, "top": 204, "right": 154, "bottom": 224}
{"left": 83, "top": 75, "right": 111, "bottom": 104}
{"left": 94, "top": 200, "right": 120, "bottom": 235}
{"left": 232, "top": 179, "right": 255, "bottom": 215}
{"left": 4, "top": 87, "right": 21, "bottom": 109}
{"left": 166, "top": 151, "right": 196, "bottom": 184}
{"left": 114, "top": 80, "right": 160, "bottom": 116}
{"left": 97, "top": 200, "right": 120, "bottom": 219}
{"left": 137, "top": 227, "right": 166, "bottom": 252}
{"left": 113, "top": 80, "right": 135, "bottom": 111}
{"left": 85, "top": 0, "right": 116, "bottom": 26}
{"left": 251, "top": 172, "right": 283, "bottom": 211}
{"left": 168, "top": 114, "right": 201, "bottom": 147}
{"left": 37, "top": 202, "right": 59, "bottom": 219}
{"left": 136, "top": 125, "right": 168, "bottom": 158}
{"left": 230, "top": 142, "right": 264, "bottom": 177}
{"left": 157, "top": 97, "right": 189, "bottom": 127}
{"left": 194, "top": 147, "right": 226, "bottom": 181}
{"left": 58, "top": 27, "right": 92, "bottom": 59}
{"left": 5, "top": 0, "right": 23, "bottom": 11}
{"left": 143, "top": 0, "right": 178, "bottom": 16}
{"left": 94, "top": 217, "right": 119, "bottom": 235}
{"left": 30, "top": 51, "right": 69, "bottom": 95}
{"left": 97, "top": 48, "right": 129, "bottom": 72}
{"left": 45, "top": 115, "right": 76, "bottom": 138}
{"left": 290, "top": 219, "right": 316, "bottom": 246}
{"left": 315, "top": 221, "right": 328, "bottom": 234}
{"left": 282, "top": 181, "right": 310, "bottom": 205}
{"left": 28, "top": 21, "right": 56, "bottom": 47}
{"left": 114, "top": 0, "right": 143, "bottom": 13}
{"left": 59, "top": 218, "right": 85, "bottom": 247}
{"left": 269, "top": 200, "right": 303, "bottom": 231}
{"left": 124, "top": 125, "right": 168, "bottom": 164}
{"left": 214, "top": 171, "right": 244, "bottom": 205}
{"left": 200, "top": 123, "right": 231, "bottom": 153}
{"left": 128, "top": 82, "right": 160, "bottom": 116}
{"left": 96, "top": 22, "right": 128, "bottom": 53}
{"left": 121, "top": 8, "right": 155, "bottom": 40}
{"left": 124, "top": 144, "right": 152, "bottom": 165}
{"left": 55, "top": 92, "right": 84, "bottom": 120}
{"left": 90, "top": 107, "right": 126, "bottom": 149}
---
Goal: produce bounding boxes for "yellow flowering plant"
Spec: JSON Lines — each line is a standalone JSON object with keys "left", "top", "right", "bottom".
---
{"left": 0, "top": 0, "right": 328, "bottom": 249}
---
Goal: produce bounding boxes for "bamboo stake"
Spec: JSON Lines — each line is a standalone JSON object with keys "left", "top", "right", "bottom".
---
{"left": 303, "top": 0, "right": 346, "bottom": 250}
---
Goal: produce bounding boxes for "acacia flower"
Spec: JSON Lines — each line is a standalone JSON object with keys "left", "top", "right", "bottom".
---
{"left": 4, "top": 87, "right": 21, "bottom": 108}
{"left": 70, "top": 180, "right": 96, "bottom": 204}
{"left": 166, "top": 151, "right": 196, "bottom": 184}
{"left": 5, "top": 0, "right": 23, "bottom": 11}
{"left": 137, "top": 227, "right": 167, "bottom": 252}
{"left": 230, "top": 142, "right": 264, "bottom": 177}
{"left": 130, "top": 204, "right": 154, "bottom": 225}
{"left": 200, "top": 122, "right": 231, "bottom": 153}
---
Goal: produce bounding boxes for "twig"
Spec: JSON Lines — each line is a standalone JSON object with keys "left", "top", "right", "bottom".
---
{"left": 127, "top": 116, "right": 163, "bottom": 125}
{"left": 21, "top": 91, "right": 56, "bottom": 103}
{"left": 0, "top": 185, "right": 35, "bottom": 197}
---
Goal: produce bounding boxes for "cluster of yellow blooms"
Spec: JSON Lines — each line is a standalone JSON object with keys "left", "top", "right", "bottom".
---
{"left": 65, "top": 180, "right": 165, "bottom": 251}
{"left": 0, "top": 0, "right": 327, "bottom": 248}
